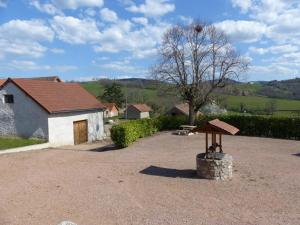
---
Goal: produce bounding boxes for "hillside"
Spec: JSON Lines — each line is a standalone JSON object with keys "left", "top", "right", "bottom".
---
{"left": 80, "top": 78, "right": 300, "bottom": 116}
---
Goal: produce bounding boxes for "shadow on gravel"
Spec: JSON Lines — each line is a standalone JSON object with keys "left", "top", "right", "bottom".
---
{"left": 140, "top": 165, "right": 199, "bottom": 179}
{"left": 292, "top": 153, "right": 300, "bottom": 157}
{"left": 88, "top": 144, "right": 121, "bottom": 152}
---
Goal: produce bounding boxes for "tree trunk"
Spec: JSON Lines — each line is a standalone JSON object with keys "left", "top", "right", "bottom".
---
{"left": 188, "top": 102, "right": 196, "bottom": 125}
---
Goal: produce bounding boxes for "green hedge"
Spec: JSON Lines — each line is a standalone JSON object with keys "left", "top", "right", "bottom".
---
{"left": 111, "top": 115, "right": 300, "bottom": 148}
{"left": 201, "top": 115, "right": 300, "bottom": 140}
{"left": 111, "top": 119, "right": 159, "bottom": 148}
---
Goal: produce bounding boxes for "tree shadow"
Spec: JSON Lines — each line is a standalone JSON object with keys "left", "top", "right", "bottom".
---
{"left": 140, "top": 165, "right": 199, "bottom": 179}
{"left": 292, "top": 153, "right": 300, "bottom": 157}
{"left": 88, "top": 144, "right": 121, "bottom": 152}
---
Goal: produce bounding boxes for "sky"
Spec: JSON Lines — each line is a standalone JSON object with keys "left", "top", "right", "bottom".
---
{"left": 0, "top": 0, "right": 299, "bottom": 81}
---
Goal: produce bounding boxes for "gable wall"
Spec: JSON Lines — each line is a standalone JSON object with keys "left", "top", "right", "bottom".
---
{"left": 125, "top": 106, "right": 141, "bottom": 119}
{"left": 48, "top": 110, "right": 104, "bottom": 146}
{"left": 0, "top": 82, "right": 49, "bottom": 139}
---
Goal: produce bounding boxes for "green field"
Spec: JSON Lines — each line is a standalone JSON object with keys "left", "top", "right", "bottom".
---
{"left": 81, "top": 81, "right": 179, "bottom": 109}
{"left": 222, "top": 95, "right": 300, "bottom": 116}
{"left": 0, "top": 138, "right": 45, "bottom": 150}
{"left": 81, "top": 81, "right": 300, "bottom": 117}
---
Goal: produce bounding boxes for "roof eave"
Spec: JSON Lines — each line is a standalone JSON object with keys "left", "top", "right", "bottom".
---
{"left": 49, "top": 107, "right": 105, "bottom": 114}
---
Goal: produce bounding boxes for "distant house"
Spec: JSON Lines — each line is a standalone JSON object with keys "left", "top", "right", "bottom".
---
{"left": 167, "top": 103, "right": 202, "bottom": 117}
{"left": 167, "top": 102, "right": 226, "bottom": 116}
{"left": 124, "top": 104, "right": 151, "bottom": 119}
{"left": 0, "top": 77, "right": 105, "bottom": 146}
{"left": 103, "top": 103, "right": 118, "bottom": 118}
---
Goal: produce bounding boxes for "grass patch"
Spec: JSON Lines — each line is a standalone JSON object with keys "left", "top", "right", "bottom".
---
{"left": 0, "top": 137, "right": 45, "bottom": 150}
{"left": 222, "top": 95, "right": 300, "bottom": 116}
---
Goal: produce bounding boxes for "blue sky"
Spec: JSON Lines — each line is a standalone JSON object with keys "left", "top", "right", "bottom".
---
{"left": 0, "top": 0, "right": 299, "bottom": 81}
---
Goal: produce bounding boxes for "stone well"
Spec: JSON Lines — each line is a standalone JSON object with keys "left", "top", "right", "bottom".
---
{"left": 196, "top": 153, "right": 233, "bottom": 180}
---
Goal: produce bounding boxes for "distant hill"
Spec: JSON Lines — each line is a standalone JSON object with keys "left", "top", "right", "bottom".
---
{"left": 256, "top": 78, "right": 300, "bottom": 100}
{"left": 80, "top": 77, "right": 300, "bottom": 116}
{"left": 80, "top": 77, "right": 300, "bottom": 100}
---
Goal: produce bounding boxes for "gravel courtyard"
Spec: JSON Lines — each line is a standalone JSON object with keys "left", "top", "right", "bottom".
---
{"left": 0, "top": 132, "right": 299, "bottom": 225}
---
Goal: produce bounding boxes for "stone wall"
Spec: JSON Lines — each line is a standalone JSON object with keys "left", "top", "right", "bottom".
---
{"left": 196, "top": 153, "right": 233, "bottom": 180}
{"left": 0, "top": 82, "right": 49, "bottom": 139}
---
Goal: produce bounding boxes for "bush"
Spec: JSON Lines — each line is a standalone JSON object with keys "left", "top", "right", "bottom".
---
{"left": 111, "top": 115, "right": 300, "bottom": 148}
{"left": 111, "top": 119, "right": 159, "bottom": 148}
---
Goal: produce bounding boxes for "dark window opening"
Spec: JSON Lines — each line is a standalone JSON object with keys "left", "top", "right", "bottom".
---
{"left": 4, "top": 95, "right": 14, "bottom": 103}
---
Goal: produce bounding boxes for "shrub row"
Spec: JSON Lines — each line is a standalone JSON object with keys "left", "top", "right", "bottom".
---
{"left": 201, "top": 115, "right": 300, "bottom": 140}
{"left": 110, "top": 119, "right": 160, "bottom": 148}
{"left": 111, "top": 115, "right": 300, "bottom": 148}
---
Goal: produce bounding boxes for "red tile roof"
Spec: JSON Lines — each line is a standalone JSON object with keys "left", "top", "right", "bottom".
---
{"left": 103, "top": 103, "right": 118, "bottom": 111}
{"left": 130, "top": 104, "right": 151, "bottom": 112}
{"left": 0, "top": 79, "right": 6, "bottom": 86}
{"left": 2, "top": 78, "right": 104, "bottom": 114}
{"left": 174, "top": 103, "right": 189, "bottom": 115}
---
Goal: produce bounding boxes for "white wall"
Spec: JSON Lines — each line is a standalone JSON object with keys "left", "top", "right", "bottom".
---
{"left": 104, "top": 109, "right": 118, "bottom": 118}
{"left": 140, "top": 112, "right": 150, "bottom": 119}
{"left": 48, "top": 110, "right": 104, "bottom": 146}
{"left": 0, "top": 83, "right": 49, "bottom": 139}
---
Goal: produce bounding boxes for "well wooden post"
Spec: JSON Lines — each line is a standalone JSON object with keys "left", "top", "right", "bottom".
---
{"left": 205, "top": 132, "right": 208, "bottom": 155}
{"left": 219, "top": 133, "right": 222, "bottom": 152}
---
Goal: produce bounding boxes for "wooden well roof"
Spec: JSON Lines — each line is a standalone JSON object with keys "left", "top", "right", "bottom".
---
{"left": 194, "top": 119, "right": 239, "bottom": 135}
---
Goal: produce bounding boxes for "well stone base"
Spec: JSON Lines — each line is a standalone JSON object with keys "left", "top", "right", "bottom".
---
{"left": 196, "top": 153, "right": 233, "bottom": 180}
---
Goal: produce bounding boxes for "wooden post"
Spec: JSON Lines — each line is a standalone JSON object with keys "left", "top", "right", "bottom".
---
{"left": 205, "top": 132, "right": 208, "bottom": 155}
{"left": 212, "top": 132, "right": 216, "bottom": 152}
{"left": 219, "top": 133, "right": 222, "bottom": 152}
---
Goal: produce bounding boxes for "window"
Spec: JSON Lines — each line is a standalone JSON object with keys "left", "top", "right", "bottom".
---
{"left": 4, "top": 94, "right": 14, "bottom": 103}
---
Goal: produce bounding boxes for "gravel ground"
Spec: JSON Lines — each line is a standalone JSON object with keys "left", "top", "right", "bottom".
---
{"left": 0, "top": 132, "right": 299, "bottom": 225}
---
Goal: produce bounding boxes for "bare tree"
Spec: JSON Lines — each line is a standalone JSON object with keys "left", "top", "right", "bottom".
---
{"left": 152, "top": 21, "right": 249, "bottom": 125}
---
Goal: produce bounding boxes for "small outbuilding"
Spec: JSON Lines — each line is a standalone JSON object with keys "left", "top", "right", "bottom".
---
{"left": 0, "top": 77, "right": 105, "bottom": 146}
{"left": 103, "top": 103, "right": 119, "bottom": 118}
{"left": 167, "top": 103, "right": 202, "bottom": 117}
{"left": 124, "top": 104, "right": 151, "bottom": 119}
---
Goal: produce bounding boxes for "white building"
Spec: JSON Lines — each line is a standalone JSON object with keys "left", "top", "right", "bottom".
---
{"left": 103, "top": 103, "right": 119, "bottom": 118}
{"left": 0, "top": 78, "right": 105, "bottom": 146}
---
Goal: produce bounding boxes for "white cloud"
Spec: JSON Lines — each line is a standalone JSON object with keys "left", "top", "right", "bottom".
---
{"left": 50, "top": 48, "right": 65, "bottom": 54}
{"left": 0, "top": 0, "right": 7, "bottom": 7}
{"left": 249, "top": 64, "right": 298, "bottom": 80}
{"left": 231, "top": 0, "right": 300, "bottom": 44}
{"left": 51, "top": 16, "right": 101, "bottom": 44}
{"left": 76, "top": 75, "right": 108, "bottom": 81}
{"left": 126, "top": 0, "right": 175, "bottom": 17}
{"left": 0, "top": 39, "right": 47, "bottom": 58}
{"left": 99, "top": 59, "right": 147, "bottom": 74}
{"left": 0, "top": 19, "right": 54, "bottom": 59}
{"left": 231, "top": 0, "right": 252, "bottom": 13}
{"left": 100, "top": 8, "right": 118, "bottom": 22}
{"left": 215, "top": 20, "right": 267, "bottom": 43}
{"left": 8, "top": 60, "right": 51, "bottom": 71}
{"left": 93, "top": 19, "right": 169, "bottom": 59}
{"left": 132, "top": 17, "right": 148, "bottom": 26}
{"left": 0, "top": 19, "right": 54, "bottom": 42}
{"left": 249, "top": 44, "right": 299, "bottom": 55}
{"left": 30, "top": 0, "right": 62, "bottom": 15}
{"left": 5, "top": 60, "right": 77, "bottom": 72}
{"left": 178, "top": 16, "right": 193, "bottom": 24}
{"left": 52, "top": 0, "right": 104, "bottom": 9}
{"left": 85, "top": 8, "right": 97, "bottom": 17}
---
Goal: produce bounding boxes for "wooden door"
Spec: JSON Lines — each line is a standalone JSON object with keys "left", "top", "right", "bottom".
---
{"left": 73, "top": 120, "right": 88, "bottom": 145}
